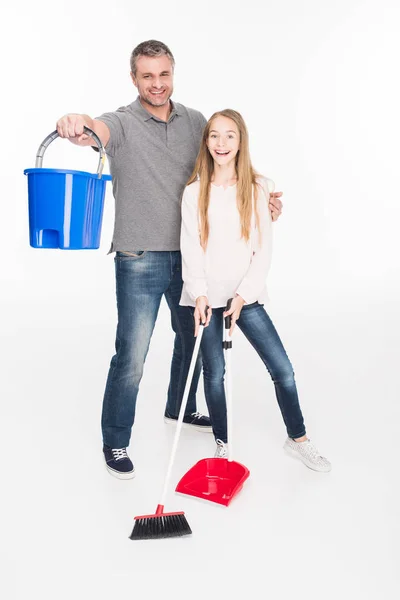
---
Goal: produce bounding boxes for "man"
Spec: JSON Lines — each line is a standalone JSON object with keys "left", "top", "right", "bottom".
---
{"left": 56, "top": 40, "right": 283, "bottom": 479}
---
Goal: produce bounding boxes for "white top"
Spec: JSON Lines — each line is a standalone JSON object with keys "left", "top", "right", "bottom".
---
{"left": 179, "top": 177, "right": 274, "bottom": 308}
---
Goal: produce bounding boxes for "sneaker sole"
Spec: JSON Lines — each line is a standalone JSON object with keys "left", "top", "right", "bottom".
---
{"left": 105, "top": 464, "right": 136, "bottom": 480}
{"left": 283, "top": 444, "right": 332, "bottom": 473}
{"left": 164, "top": 417, "right": 213, "bottom": 433}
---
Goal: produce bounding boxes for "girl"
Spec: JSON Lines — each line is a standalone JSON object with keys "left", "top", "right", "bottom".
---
{"left": 179, "top": 109, "right": 331, "bottom": 473}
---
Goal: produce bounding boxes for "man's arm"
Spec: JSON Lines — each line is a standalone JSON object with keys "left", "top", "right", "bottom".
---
{"left": 56, "top": 113, "right": 110, "bottom": 148}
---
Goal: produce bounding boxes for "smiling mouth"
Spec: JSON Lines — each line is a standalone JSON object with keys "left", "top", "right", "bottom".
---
{"left": 215, "top": 150, "right": 230, "bottom": 156}
{"left": 150, "top": 90, "right": 165, "bottom": 95}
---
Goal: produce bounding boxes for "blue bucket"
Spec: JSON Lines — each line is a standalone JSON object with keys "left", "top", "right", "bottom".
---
{"left": 24, "top": 127, "right": 112, "bottom": 249}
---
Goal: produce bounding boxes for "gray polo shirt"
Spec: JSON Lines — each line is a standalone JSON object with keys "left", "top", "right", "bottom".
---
{"left": 96, "top": 97, "right": 206, "bottom": 252}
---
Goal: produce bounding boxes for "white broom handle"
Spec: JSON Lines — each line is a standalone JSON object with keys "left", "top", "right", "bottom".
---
{"left": 159, "top": 323, "right": 205, "bottom": 507}
{"left": 224, "top": 325, "right": 233, "bottom": 462}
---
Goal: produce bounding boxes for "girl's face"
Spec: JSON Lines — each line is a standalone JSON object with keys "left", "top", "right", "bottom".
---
{"left": 207, "top": 116, "right": 240, "bottom": 166}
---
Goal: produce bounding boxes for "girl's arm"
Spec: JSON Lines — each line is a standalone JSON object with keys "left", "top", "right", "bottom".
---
{"left": 235, "top": 179, "right": 273, "bottom": 304}
{"left": 180, "top": 185, "right": 208, "bottom": 302}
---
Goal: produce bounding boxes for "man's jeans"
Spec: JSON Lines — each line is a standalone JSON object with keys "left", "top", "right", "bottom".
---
{"left": 101, "top": 251, "right": 201, "bottom": 449}
{"left": 198, "top": 302, "right": 306, "bottom": 443}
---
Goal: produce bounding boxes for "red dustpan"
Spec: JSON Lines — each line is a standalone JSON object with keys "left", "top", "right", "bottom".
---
{"left": 176, "top": 299, "right": 250, "bottom": 506}
{"left": 175, "top": 457, "right": 249, "bottom": 507}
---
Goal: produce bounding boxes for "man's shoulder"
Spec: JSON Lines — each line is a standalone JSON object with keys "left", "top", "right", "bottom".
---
{"left": 96, "top": 104, "right": 133, "bottom": 124}
{"left": 174, "top": 102, "right": 207, "bottom": 125}
{"left": 96, "top": 101, "right": 137, "bottom": 120}
{"left": 115, "top": 102, "right": 136, "bottom": 114}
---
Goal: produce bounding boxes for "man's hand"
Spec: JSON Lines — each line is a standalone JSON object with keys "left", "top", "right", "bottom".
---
{"left": 223, "top": 295, "right": 245, "bottom": 336}
{"left": 194, "top": 296, "right": 212, "bottom": 337}
{"left": 269, "top": 191, "right": 283, "bottom": 222}
{"left": 56, "top": 114, "right": 91, "bottom": 144}
{"left": 55, "top": 114, "right": 110, "bottom": 147}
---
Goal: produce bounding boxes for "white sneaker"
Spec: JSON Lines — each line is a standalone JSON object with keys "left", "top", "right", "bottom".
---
{"left": 284, "top": 437, "right": 331, "bottom": 472}
{"left": 214, "top": 439, "right": 228, "bottom": 458}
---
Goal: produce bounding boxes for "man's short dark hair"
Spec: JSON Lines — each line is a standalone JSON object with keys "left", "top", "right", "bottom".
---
{"left": 130, "top": 40, "right": 175, "bottom": 76}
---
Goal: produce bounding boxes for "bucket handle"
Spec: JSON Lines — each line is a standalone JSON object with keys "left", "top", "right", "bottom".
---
{"left": 35, "top": 126, "right": 106, "bottom": 178}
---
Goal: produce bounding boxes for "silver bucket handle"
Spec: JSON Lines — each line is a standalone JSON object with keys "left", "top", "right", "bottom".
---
{"left": 35, "top": 126, "right": 106, "bottom": 178}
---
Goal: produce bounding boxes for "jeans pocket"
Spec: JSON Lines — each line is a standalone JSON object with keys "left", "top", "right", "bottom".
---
{"left": 116, "top": 250, "right": 147, "bottom": 259}
{"left": 242, "top": 301, "right": 259, "bottom": 309}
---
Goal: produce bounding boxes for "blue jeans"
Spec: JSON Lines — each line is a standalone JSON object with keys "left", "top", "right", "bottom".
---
{"left": 101, "top": 251, "right": 201, "bottom": 448}
{"left": 198, "top": 302, "right": 306, "bottom": 443}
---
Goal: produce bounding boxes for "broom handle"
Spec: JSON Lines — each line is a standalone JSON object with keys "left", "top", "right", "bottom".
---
{"left": 159, "top": 319, "right": 205, "bottom": 508}
{"left": 224, "top": 299, "right": 234, "bottom": 462}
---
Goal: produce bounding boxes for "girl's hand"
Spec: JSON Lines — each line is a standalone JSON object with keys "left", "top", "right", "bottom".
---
{"left": 194, "top": 296, "right": 212, "bottom": 337}
{"left": 223, "top": 295, "right": 245, "bottom": 335}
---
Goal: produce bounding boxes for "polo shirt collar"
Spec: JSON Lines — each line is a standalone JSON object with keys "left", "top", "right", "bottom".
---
{"left": 133, "top": 96, "right": 180, "bottom": 122}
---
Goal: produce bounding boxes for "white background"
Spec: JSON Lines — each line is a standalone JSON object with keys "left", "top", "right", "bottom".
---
{"left": 1, "top": 1, "right": 399, "bottom": 599}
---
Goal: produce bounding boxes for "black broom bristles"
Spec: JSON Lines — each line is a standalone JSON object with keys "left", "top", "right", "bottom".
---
{"left": 130, "top": 511, "right": 192, "bottom": 540}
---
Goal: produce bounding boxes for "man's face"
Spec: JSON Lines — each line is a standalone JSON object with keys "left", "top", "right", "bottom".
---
{"left": 131, "top": 55, "right": 174, "bottom": 108}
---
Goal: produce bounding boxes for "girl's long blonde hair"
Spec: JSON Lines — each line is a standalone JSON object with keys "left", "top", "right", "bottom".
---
{"left": 187, "top": 109, "right": 261, "bottom": 249}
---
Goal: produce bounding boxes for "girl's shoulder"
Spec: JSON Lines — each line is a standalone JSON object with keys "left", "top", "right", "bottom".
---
{"left": 182, "top": 179, "right": 201, "bottom": 203}
{"left": 186, "top": 179, "right": 201, "bottom": 191}
{"left": 184, "top": 179, "right": 201, "bottom": 194}
{"left": 255, "top": 175, "right": 275, "bottom": 197}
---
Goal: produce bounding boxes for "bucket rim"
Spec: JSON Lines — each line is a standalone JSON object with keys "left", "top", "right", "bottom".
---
{"left": 23, "top": 168, "right": 112, "bottom": 180}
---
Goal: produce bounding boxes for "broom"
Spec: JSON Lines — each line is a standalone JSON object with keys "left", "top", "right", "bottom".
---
{"left": 130, "top": 312, "right": 207, "bottom": 540}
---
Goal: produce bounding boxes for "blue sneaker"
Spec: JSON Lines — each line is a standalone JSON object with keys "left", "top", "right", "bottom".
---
{"left": 164, "top": 411, "right": 212, "bottom": 433}
{"left": 103, "top": 445, "right": 135, "bottom": 479}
